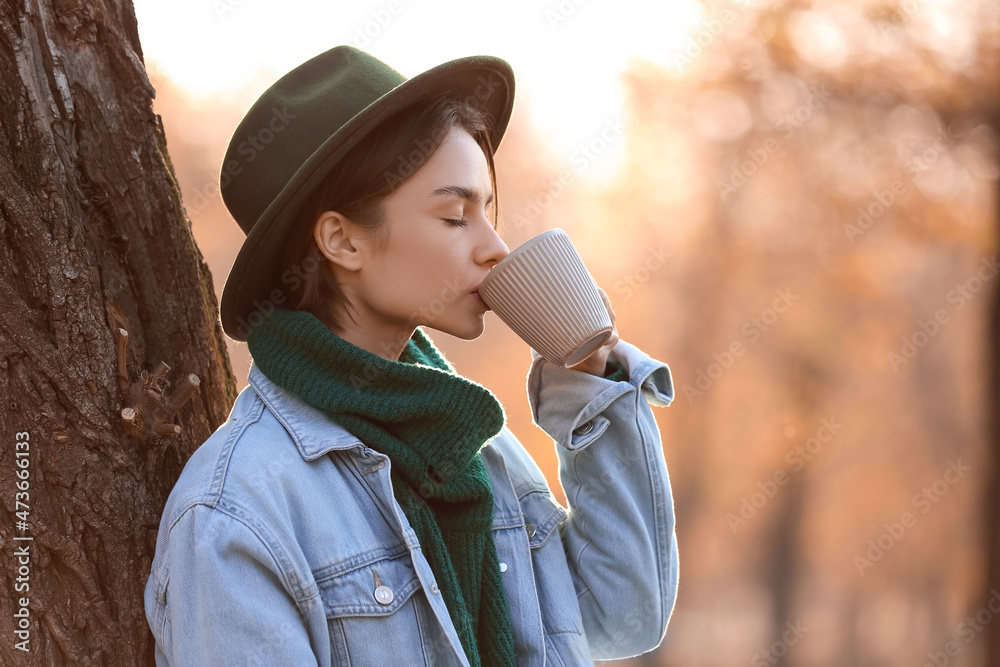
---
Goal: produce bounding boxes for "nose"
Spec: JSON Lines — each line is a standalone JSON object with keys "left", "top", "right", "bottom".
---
{"left": 480, "top": 225, "right": 509, "bottom": 267}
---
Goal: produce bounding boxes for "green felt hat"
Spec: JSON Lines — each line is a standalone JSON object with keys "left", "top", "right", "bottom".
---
{"left": 218, "top": 45, "right": 515, "bottom": 341}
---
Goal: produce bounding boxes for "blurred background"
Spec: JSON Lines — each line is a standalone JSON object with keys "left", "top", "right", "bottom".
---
{"left": 132, "top": 0, "right": 999, "bottom": 664}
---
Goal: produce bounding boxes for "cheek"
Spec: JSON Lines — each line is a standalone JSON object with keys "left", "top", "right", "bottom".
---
{"left": 366, "top": 247, "right": 445, "bottom": 312}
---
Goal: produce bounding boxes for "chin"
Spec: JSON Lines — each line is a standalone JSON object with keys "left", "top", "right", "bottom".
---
{"left": 435, "top": 316, "right": 487, "bottom": 341}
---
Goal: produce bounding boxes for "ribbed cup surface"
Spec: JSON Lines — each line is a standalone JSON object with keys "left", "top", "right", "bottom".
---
{"left": 479, "top": 229, "right": 612, "bottom": 367}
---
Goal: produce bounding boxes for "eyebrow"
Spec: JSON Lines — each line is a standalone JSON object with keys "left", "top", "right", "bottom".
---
{"left": 428, "top": 184, "right": 494, "bottom": 207}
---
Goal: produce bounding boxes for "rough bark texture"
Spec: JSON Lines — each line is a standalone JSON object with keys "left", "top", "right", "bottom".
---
{"left": 0, "top": 0, "right": 237, "bottom": 664}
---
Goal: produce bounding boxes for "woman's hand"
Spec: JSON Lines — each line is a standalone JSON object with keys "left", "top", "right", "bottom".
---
{"left": 567, "top": 287, "right": 620, "bottom": 377}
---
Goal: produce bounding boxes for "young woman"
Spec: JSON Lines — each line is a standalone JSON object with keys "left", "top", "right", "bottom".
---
{"left": 144, "top": 45, "right": 679, "bottom": 667}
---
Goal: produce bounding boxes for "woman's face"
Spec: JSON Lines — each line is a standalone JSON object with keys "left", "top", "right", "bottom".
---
{"left": 317, "top": 125, "right": 509, "bottom": 357}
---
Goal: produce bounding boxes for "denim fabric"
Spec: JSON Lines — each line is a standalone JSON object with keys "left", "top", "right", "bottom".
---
{"left": 144, "top": 338, "right": 678, "bottom": 666}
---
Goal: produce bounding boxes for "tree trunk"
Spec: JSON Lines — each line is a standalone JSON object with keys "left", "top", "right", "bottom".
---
{"left": 0, "top": 0, "right": 237, "bottom": 664}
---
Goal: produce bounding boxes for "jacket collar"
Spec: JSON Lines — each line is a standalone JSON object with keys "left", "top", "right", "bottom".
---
{"left": 247, "top": 361, "right": 365, "bottom": 461}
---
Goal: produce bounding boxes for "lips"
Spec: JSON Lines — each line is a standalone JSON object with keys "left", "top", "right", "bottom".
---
{"left": 470, "top": 282, "right": 490, "bottom": 310}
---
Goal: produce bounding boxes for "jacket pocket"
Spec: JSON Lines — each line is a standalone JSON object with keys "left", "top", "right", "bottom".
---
{"left": 317, "top": 551, "right": 434, "bottom": 666}
{"left": 519, "top": 488, "right": 569, "bottom": 550}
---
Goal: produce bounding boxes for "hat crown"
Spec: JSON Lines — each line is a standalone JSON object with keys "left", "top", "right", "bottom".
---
{"left": 220, "top": 46, "right": 406, "bottom": 234}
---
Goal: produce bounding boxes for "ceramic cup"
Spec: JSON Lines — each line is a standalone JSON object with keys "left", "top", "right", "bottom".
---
{"left": 478, "top": 228, "right": 613, "bottom": 368}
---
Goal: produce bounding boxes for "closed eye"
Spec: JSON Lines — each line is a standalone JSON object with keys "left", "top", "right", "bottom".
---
{"left": 444, "top": 218, "right": 468, "bottom": 227}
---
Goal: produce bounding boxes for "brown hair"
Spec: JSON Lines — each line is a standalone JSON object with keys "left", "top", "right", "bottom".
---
{"left": 276, "top": 92, "right": 502, "bottom": 333}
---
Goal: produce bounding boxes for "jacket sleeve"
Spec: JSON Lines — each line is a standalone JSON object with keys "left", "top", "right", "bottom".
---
{"left": 145, "top": 503, "right": 320, "bottom": 666}
{"left": 526, "top": 339, "right": 678, "bottom": 660}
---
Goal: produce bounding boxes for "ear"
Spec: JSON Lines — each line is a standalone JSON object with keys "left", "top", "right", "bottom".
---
{"left": 313, "top": 210, "right": 364, "bottom": 272}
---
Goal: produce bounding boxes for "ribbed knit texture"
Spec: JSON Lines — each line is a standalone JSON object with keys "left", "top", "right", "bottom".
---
{"left": 246, "top": 308, "right": 518, "bottom": 667}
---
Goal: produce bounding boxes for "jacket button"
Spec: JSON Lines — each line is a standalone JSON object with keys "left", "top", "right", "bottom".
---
{"left": 374, "top": 585, "right": 394, "bottom": 605}
{"left": 573, "top": 421, "right": 594, "bottom": 437}
{"left": 525, "top": 523, "right": 536, "bottom": 539}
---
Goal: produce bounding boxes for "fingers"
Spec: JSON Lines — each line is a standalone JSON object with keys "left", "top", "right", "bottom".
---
{"left": 595, "top": 288, "right": 619, "bottom": 353}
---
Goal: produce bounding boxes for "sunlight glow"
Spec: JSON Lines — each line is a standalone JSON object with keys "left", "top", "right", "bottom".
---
{"left": 132, "top": 0, "right": 704, "bottom": 184}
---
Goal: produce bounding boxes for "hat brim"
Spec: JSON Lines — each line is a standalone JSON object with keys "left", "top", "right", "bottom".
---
{"left": 219, "top": 54, "right": 515, "bottom": 342}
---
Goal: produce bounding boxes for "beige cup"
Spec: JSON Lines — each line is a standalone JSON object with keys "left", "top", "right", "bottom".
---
{"left": 478, "top": 228, "right": 613, "bottom": 368}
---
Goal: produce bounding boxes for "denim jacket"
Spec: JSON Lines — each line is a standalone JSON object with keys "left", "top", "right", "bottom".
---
{"left": 144, "top": 337, "right": 678, "bottom": 666}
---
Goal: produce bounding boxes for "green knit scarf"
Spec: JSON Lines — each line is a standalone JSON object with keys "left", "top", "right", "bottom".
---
{"left": 246, "top": 308, "right": 517, "bottom": 667}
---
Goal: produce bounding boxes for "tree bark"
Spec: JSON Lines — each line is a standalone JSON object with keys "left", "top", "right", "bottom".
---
{"left": 0, "top": 0, "right": 237, "bottom": 664}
